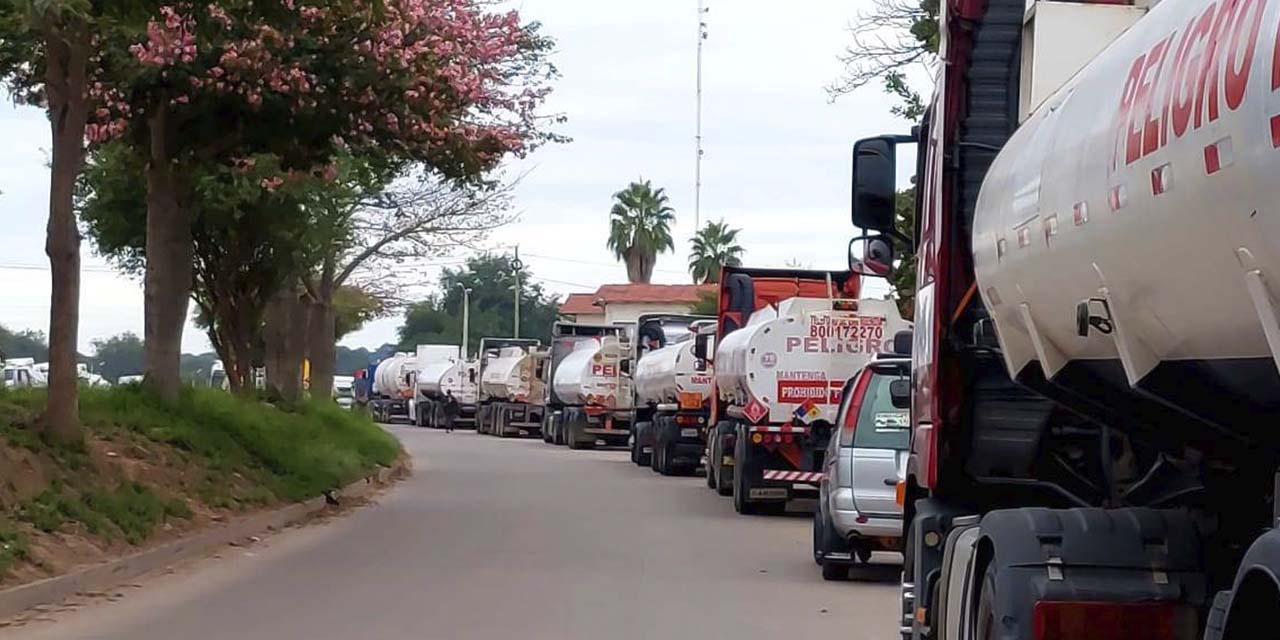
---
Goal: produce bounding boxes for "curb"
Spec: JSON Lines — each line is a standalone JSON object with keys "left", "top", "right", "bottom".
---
{"left": 0, "top": 460, "right": 408, "bottom": 621}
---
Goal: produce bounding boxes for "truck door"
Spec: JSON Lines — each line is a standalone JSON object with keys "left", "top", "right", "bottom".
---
{"left": 850, "top": 372, "right": 911, "bottom": 517}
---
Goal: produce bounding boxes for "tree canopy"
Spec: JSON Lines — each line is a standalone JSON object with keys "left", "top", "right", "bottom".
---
{"left": 398, "top": 254, "right": 560, "bottom": 353}
{"left": 91, "top": 332, "right": 145, "bottom": 383}
{"left": 688, "top": 220, "right": 744, "bottom": 284}
{"left": 607, "top": 180, "right": 675, "bottom": 284}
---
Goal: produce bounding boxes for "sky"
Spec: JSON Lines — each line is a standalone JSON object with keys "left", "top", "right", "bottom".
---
{"left": 0, "top": 0, "right": 922, "bottom": 356}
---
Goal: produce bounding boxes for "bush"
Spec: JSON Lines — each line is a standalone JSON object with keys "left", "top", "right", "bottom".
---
{"left": 0, "top": 524, "right": 28, "bottom": 576}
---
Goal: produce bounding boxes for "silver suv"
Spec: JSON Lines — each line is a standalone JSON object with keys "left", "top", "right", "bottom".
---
{"left": 813, "top": 358, "right": 910, "bottom": 580}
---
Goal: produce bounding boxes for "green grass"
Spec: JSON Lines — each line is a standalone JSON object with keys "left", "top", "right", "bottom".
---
{"left": 0, "top": 385, "right": 400, "bottom": 557}
{"left": 0, "top": 522, "right": 28, "bottom": 576}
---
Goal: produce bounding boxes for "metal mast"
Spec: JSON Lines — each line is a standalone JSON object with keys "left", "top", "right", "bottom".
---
{"left": 695, "top": 1, "right": 708, "bottom": 233}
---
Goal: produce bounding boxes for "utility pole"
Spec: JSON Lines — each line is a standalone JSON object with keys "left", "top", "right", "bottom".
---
{"left": 512, "top": 245, "right": 522, "bottom": 339}
{"left": 457, "top": 284, "right": 472, "bottom": 359}
{"left": 695, "top": 0, "right": 708, "bottom": 233}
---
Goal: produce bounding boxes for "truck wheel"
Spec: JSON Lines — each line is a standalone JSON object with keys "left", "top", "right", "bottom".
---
{"left": 495, "top": 406, "right": 508, "bottom": 438}
{"left": 632, "top": 421, "right": 651, "bottom": 465}
{"left": 974, "top": 565, "right": 999, "bottom": 640}
{"left": 567, "top": 410, "right": 592, "bottom": 450}
{"left": 705, "top": 437, "right": 717, "bottom": 488}
{"left": 649, "top": 429, "right": 663, "bottom": 472}
{"left": 732, "top": 431, "right": 758, "bottom": 515}
{"left": 542, "top": 414, "right": 554, "bottom": 443}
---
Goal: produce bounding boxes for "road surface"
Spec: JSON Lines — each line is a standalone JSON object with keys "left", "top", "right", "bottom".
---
{"left": 5, "top": 426, "right": 900, "bottom": 639}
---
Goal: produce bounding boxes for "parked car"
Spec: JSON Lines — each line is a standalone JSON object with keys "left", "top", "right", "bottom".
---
{"left": 812, "top": 356, "right": 910, "bottom": 580}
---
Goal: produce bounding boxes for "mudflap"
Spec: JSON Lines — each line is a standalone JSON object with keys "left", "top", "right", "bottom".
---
{"left": 977, "top": 508, "right": 1206, "bottom": 640}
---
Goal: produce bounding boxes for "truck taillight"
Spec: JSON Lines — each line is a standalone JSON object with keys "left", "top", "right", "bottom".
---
{"left": 1032, "top": 601, "right": 1196, "bottom": 640}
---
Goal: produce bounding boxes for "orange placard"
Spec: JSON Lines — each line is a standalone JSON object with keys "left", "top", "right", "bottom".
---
{"left": 679, "top": 392, "right": 703, "bottom": 410}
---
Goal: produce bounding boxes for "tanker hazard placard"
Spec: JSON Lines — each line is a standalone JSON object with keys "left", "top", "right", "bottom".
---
{"left": 776, "top": 371, "right": 832, "bottom": 404}
{"left": 786, "top": 313, "right": 886, "bottom": 354}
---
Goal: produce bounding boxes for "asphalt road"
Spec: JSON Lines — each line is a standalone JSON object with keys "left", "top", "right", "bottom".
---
{"left": 6, "top": 426, "right": 900, "bottom": 640}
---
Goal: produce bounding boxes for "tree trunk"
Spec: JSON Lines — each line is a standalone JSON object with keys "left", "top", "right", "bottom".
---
{"left": 42, "top": 26, "right": 90, "bottom": 442}
{"left": 264, "top": 288, "right": 306, "bottom": 402}
{"left": 307, "top": 299, "right": 336, "bottom": 401}
{"left": 143, "top": 104, "right": 193, "bottom": 403}
{"left": 307, "top": 258, "right": 338, "bottom": 401}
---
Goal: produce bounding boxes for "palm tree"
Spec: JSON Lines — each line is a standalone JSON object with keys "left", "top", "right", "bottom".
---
{"left": 688, "top": 220, "right": 745, "bottom": 284}
{"left": 607, "top": 180, "right": 676, "bottom": 283}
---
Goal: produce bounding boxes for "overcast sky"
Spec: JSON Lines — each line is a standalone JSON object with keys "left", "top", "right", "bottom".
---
{"left": 0, "top": 0, "right": 921, "bottom": 355}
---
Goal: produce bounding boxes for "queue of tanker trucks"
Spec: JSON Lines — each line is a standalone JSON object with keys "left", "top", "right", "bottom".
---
{"left": 368, "top": 0, "right": 1280, "bottom": 635}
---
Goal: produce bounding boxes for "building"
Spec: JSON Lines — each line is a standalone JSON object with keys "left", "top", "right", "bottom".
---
{"left": 558, "top": 284, "right": 716, "bottom": 325}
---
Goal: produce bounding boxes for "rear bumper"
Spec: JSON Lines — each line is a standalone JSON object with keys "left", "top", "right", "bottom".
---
{"left": 829, "top": 488, "right": 903, "bottom": 539}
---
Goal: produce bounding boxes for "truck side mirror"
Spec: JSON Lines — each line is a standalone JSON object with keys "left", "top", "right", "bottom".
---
{"left": 849, "top": 234, "right": 894, "bottom": 278}
{"left": 851, "top": 137, "right": 898, "bottom": 233}
{"left": 889, "top": 378, "right": 911, "bottom": 409}
{"left": 893, "top": 329, "right": 913, "bottom": 356}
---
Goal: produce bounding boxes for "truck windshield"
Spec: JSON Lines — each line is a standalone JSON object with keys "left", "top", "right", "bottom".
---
{"left": 846, "top": 373, "right": 910, "bottom": 450}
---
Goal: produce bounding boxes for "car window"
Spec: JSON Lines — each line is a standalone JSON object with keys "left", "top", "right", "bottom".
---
{"left": 851, "top": 373, "right": 910, "bottom": 450}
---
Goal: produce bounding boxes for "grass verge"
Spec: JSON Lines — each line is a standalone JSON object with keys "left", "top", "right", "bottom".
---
{"left": 0, "top": 385, "right": 400, "bottom": 583}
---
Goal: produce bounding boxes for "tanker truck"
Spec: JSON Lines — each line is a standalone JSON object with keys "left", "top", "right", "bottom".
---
{"left": 628, "top": 314, "right": 715, "bottom": 474}
{"left": 412, "top": 345, "right": 479, "bottom": 429}
{"left": 553, "top": 332, "right": 634, "bottom": 450}
{"left": 370, "top": 352, "right": 416, "bottom": 423}
{"left": 542, "top": 322, "right": 626, "bottom": 445}
{"left": 853, "top": 0, "right": 1280, "bottom": 637}
{"left": 476, "top": 338, "right": 547, "bottom": 438}
{"left": 705, "top": 266, "right": 910, "bottom": 514}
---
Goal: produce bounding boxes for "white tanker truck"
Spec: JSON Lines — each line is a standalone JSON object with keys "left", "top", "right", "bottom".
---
{"left": 412, "top": 345, "right": 478, "bottom": 429}
{"left": 476, "top": 338, "right": 547, "bottom": 438}
{"left": 370, "top": 352, "right": 417, "bottom": 423}
{"left": 552, "top": 333, "right": 634, "bottom": 450}
{"left": 852, "top": 0, "right": 1280, "bottom": 635}
{"left": 542, "top": 322, "right": 627, "bottom": 446}
{"left": 704, "top": 267, "right": 910, "bottom": 513}
{"left": 628, "top": 315, "right": 715, "bottom": 475}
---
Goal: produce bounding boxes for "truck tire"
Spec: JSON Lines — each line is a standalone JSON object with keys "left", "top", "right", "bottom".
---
{"left": 542, "top": 413, "right": 554, "bottom": 443}
{"left": 705, "top": 437, "right": 717, "bottom": 488}
{"left": 974, "top": 565, "right": 999, "bottom": 640}
{"left": 632, "top": 421, "right": 652, "bottom": 466}
{"left": 716, "top": 428, "right": 735, "bottom": 496}
{"left": 567, "top": 410, "right": 595, "bottom": 450}
{"left": 732, "top": 430, "right": 759, "bottom": 515}
{"left": 496, "top": 406, "right": 509, "bottom": 438}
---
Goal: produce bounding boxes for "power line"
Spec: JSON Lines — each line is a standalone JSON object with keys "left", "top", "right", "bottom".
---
{"left": 0, "top": 262, "right": 119, "bottom": 274}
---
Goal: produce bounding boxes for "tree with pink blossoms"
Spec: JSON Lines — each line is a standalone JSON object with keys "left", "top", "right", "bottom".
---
{"left": 82, "top": 0, "right": 560, "bottom": 401}
{"left": 0, "top": 1, "right": 129, "bottom": 441}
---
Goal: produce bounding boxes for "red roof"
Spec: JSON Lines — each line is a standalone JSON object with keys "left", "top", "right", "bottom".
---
{"left": 559, "top": 284, "right": 715, "bottom": 315}
{"left": 559, "top": 293, "right": 600, "bottom": 316}
{"left": 593, "top": 284, "right": 715, "bottom": 304}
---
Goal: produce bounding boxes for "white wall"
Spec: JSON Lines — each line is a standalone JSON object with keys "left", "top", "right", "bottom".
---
{"left": 604, "top": 302, "right": 696, "bottom": 325}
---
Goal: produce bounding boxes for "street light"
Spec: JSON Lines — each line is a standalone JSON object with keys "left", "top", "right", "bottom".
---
{"left": 456, "top": 283, "right": 473, "bottom": 360}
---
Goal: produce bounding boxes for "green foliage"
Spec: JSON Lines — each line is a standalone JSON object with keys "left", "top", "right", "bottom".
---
{"left": 333, "top": 286, "right": 384, "bottom": 341}
{"left": 891, "top": 188, "right": 917, "bottom": 319}
{"left": 690, "top": 290, "right": 719, "bottom": 317}
{"left": 0, "top": 325, "right": 48, "bottom": 361}
{"left": 1, "top": 385, "right": 400, "bottom": 508}
{"left": 0, "top": 522, "right": 29, "bottom": 577}
{"left": 688, "top": 220, "right": 745, "bottom": 284}
{"left": 18, "top": 482, "right": 193, "bottom": 545}
{"left": 607, "top": 180, "right": 676, "bottom": 284}
{"left": 91, "top": 332, "right": 144, "bottom": 383}
{"left": 398, "top": 254, "right": 560, "bottom": 353}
